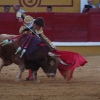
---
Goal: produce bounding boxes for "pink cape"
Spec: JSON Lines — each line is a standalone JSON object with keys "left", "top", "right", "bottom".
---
{"left": 53, "top": 50, "right": 87, "bottom": 81}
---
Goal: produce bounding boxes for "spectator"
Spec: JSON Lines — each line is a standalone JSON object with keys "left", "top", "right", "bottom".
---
{"left": 4, "top": 5, "right": 10, "bottom": 13}
{"left": 82, "top": 0, "right": 96, "bottom": 13}
{"left": 46, "top": 6, "right": 52, "bottom": 12}
{"left": 98, "top": 1, "right": 100, "bottom": 8}
{"left": 13, "top": 4, "right": 25, "bottom": 13}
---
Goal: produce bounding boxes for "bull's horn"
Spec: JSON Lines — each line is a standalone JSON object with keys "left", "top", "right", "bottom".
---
{"left": 58, "top": 58, "right": 68, "bottom": 66}
{"left": 48, "top": 52, "right": 60, "bottom": 57}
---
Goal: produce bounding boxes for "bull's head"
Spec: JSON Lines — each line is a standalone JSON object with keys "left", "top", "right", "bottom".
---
{"left": 43, "top": 52, "right": 69, "bottom": 78}
{"left": 41, "top": 56, "right": 59, "bottom": 78}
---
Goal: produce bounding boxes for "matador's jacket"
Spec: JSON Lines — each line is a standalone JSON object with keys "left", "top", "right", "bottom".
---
{"left": 16, "top": 12, "right": 55, "bottom": 49}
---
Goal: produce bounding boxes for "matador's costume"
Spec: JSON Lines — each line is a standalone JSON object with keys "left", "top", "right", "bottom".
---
{"left": 16, "top": 12, "right": 56, "bottom": 49}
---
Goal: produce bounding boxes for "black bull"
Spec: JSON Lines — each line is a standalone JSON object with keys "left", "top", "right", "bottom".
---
{"left": 0, "top": 34, "right": 59, "bottom": 82}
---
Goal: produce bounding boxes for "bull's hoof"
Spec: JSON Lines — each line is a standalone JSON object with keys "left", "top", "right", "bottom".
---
{"left": 34, "top": 79, "right": 41, "bottom": 83}
{"left": 14, "top": 78, "right": 21, "bottom": 82}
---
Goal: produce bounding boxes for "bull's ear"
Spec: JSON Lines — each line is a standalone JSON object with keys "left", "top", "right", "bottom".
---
{"left": 48, "top": 52, "right": 60, "bottom": 57}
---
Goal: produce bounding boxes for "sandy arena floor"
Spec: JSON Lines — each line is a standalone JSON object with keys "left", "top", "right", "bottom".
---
{"left": 0, "top": 55, "right": 100, "bottom": 100}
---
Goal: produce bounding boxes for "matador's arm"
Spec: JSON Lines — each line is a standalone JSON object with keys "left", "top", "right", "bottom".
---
{"left": 16, "top": 12, "right": 35, "bottom": 34}
{"left": 35, "top": 28, "right": 56, "bottom": 49}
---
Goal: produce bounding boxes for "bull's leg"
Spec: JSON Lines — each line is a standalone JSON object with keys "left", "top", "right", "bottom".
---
{"left": 0, "top": 61, "right": 5, "bottom": 72}
{"left": 33, "top": 71, "right": 40, "bottom": 83}
{"left": 15, "top": 64, "right": 25, "bottom": 82}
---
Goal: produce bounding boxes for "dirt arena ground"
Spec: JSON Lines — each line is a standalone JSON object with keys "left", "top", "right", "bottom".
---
{"left": 0, "top": 55, "right": 100, "bottom": 100}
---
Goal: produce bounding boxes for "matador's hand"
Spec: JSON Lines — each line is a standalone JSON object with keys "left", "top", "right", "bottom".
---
{"left": 53, "top": 47, "right": 58, "bottom": 51}
{"left": 18, "top": 17, "right": 23, "bottom": 22}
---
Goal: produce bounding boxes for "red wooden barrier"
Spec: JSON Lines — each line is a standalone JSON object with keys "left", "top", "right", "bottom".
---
{"left": 0, "top": 9, "right": 100, "bottom": 42}
{"left": 53, "top": 13, "right": 88, "bottom": 42}
{"left": 88, "top": 8, "right": 100, "bottom": 41}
